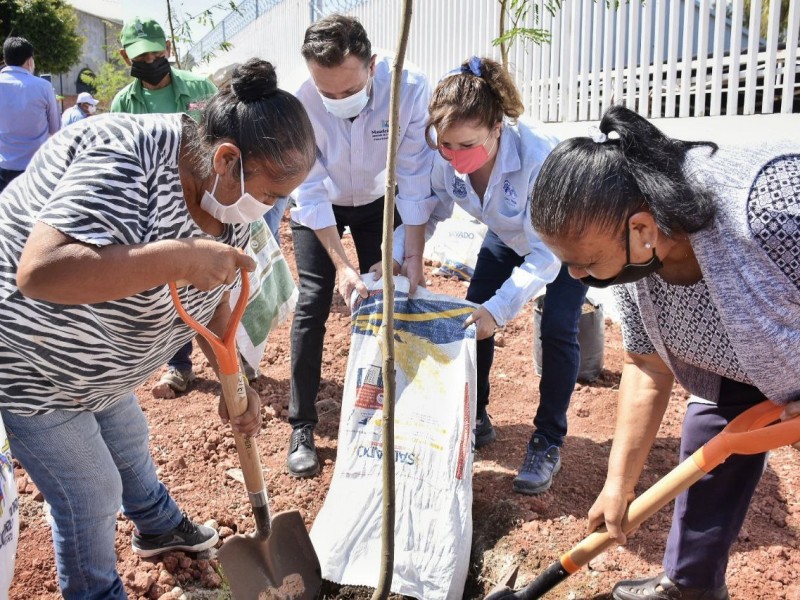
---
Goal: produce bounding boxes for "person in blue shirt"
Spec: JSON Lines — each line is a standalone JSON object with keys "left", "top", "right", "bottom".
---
{"left": 61, "top": 92, "right": 99, "bottom": 127}
{"left": 0, "top": 36, "right": 60, "bottom": 192}
{"left": 391, "top": 57, "right": 588, "bottom": 494}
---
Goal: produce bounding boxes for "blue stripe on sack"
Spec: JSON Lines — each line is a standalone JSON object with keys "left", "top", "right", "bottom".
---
{"left": 351, "top": 290, "right": 476, "bottom": 344}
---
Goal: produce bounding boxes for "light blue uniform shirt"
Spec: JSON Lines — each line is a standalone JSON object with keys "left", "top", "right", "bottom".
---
{"left": 395, "top": 120, "right": 561, "bottom": 326}
{"left": 61, "top": 105, "right": 87, "bottom": 127}
{"left": 0, "top": 66, "right": 60, "bottom": 171}
{"left": 290, "top": 53, "right": 437, "bottom": 230}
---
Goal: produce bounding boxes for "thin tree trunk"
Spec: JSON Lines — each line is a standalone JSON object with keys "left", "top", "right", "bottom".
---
{"left": 166, "top": 0, "right": 182, "bottom": 69}
{"left": 371, "top": 1, "right": 413, "bottom": 598}
{"left": 499, "top": 0, "right": 509, "bottom": 70}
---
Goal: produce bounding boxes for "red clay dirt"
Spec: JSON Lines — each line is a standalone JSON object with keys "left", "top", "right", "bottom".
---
{"left": 11, "top": 216, "right": 800, "bottom": 599}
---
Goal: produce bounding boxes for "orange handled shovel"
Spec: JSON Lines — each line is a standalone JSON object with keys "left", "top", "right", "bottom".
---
{"left": 485, "top": 400, "right": 800, "bottom": 600}
{"left": 169, "top": 275, "right": 322, "bottom": 600}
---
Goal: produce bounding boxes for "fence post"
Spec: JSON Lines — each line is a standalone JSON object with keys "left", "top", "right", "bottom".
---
{"left": 727, "top": 0, "right": 744, "bottom": 116}
{"left": 679, "top": 0, "right": 695, "bottom": 117}
{"left": 695, "top": 0, "right": 710, "bottom": 116}
{"left": 782, "top": 0, "right": 800, "bottom": 113}
{"left": 709, "top": 0, "right": 726, "bottom": 116}
{"left": 762, "top": 0, "right": 782, "bottom": 113}
{"left": 652, "top": 0, "right": 667, "bottom": 119}
{"left": 743, "top": 0, "right": 761, "bottom": 115}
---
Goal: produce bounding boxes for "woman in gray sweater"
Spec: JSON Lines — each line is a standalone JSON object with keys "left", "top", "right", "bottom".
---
{"left": 530, "top": 105, "right": 799, "bottom": 600}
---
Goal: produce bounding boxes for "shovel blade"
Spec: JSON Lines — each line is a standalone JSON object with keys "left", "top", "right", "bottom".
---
{"left": 218, "top": 510, "right": 322, "bottom": 600}
{"left": 484, "top": 565, "right": 520, "bottom": 600}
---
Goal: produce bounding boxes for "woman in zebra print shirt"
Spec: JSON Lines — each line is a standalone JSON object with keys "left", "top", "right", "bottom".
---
{"left": 0, "top": 59, "right": 315, "bottom": 598}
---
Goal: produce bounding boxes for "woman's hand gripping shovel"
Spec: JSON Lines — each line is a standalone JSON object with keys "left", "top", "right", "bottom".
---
{"left": 170, "top": 273, "right": 321, "bottom": 600}
{"left": 485, "top": 399, "right": 800, "bottom": 600}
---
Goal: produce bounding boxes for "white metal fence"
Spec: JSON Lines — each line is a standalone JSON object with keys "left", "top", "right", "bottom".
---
{"left": 189, "top": 0, "right": 800, "bottom": 122}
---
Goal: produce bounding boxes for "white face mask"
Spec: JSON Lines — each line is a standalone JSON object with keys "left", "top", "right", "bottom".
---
{"left": 86, "top": 104, "right": 97, "bottom": 115}
{"left": 319, "top": 77, "right": 371, "bottom": 119}
{"left": 200, "top": 160, "right": 273, "bottom": 224}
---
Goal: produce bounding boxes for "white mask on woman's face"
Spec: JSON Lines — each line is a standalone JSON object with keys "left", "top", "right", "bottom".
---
{"left": 319, "top": 77, "right": 371, "bottom": 119}
{"left": 200, "top": 159, "right": 273, "bottom": 224}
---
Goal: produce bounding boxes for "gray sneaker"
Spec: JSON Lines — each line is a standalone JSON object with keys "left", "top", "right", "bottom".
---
{"left": 158, "top": 366, "right": 196, "bottom": 393}
{"left": 513, "top": 434, "right": 561, "bottom": 495}
{"left": 131, "top": 512, "right": 218, "bottom": 558}
{"left": 474, "top": 407, "right": 497, "bottom": 449}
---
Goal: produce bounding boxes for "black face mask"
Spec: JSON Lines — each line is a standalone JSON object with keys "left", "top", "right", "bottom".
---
{"left": 130, "top": 56, "right": 171, "bottom": 86}
{"left": 580, "top": 226, "right": 663, "bottom": 288}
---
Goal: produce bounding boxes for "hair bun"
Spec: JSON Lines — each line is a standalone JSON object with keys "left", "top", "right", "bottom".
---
{"left": 230, "top": 58, "right": 278, "bottom": 102}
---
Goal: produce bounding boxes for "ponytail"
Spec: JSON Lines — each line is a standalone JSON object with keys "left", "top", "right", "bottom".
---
{"left": 532, "top": 105, "right": 718, "bottom": 238}
{"left": 426, "top": 56, "right": 524, "bottom": 149}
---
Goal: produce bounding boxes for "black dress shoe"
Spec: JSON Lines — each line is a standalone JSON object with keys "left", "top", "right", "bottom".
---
{"left": 287, "top": 425, "right": 320, "bottom": 478}
{"left": 613, "top": 572, "right": 730, "bottom": 600}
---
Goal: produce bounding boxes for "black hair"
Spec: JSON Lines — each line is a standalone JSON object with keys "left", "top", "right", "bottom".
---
{"left": 301, "top": 14, "right": 372, "bottom": 68}
{"left": 531, "top": 106, "right": 719, "bottom": 240}
{"left": 184, "top": 58, "right": 316, "bottom": 183}
{"left": 3, "top": 36, "right": 34, "bottom": 67}
{"left": 426, "top": 57, "right": 524, "bottom": 149}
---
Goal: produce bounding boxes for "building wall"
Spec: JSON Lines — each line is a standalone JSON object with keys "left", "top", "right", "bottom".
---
{"left": 52, "top": 10, "right": 121, "bottom": 98}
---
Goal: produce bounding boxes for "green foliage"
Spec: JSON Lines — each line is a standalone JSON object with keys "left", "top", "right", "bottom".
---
{"left": 167, "top": 0, "right": 239, "bottom": 67}
{"left": 0, "top": 0, "right": 83, "bottom": 74}
{"left": 494, "top": 0, "right": 562, "bottom": 69}
{"left": 494, "top": 0, "right": 560, "bottom": 48}
{"left": 743, "top": 0, "right": 792, "bottom": 42}
{"left": 493, "top": 1, "right": 646, "bottom": 70}
{"left": 80, "top": 47, "right": 129, "bottom": 107}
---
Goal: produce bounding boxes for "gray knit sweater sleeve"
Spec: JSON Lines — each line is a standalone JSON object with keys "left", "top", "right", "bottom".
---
{"left": 613, "top": 284, "right": 656, "bottom": 355}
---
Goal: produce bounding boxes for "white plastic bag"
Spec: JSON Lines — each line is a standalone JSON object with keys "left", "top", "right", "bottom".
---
{"left": 310, "top": 276, "right": 477, "bottom": 600}
{"left": 424, "top": 204, "right": 487, "bottom": 281}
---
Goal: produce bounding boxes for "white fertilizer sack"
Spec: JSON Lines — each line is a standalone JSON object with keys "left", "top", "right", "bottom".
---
{"left": 424, "top": 204, "right": 487, "bottom": 281}
{"left": 310, "top": 276, "right": 477, "bottom": 600}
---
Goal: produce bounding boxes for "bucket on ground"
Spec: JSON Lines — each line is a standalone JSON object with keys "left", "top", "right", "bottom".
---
{"left": 533, "top": 297, "right": 604, "bottom": 382}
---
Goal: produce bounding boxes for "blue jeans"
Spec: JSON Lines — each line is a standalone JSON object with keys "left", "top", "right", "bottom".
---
{"left": 0, "top": 168, "right": 23, "bottom": 193}
{"left": 264, "top": 195, "right": 289, "bottom": 243}
{"left": 2, "top": 395, "right": 184, "bottom": 599}
{"left": 466, "top": 230, "right": 587, "bottom": 446}
{"left": 167, "top": 340, "right": 193, "bottom": 372}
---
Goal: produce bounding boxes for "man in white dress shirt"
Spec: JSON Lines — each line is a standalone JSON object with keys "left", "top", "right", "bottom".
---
{"left": 287, "top": 14, "right": 435, "bottom": 477}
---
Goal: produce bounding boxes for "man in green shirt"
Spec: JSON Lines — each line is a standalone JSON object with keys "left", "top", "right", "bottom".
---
{"left": 112, "top": 17, "right": 216, "bottom": 119}
{"left": 112, "top": 17, "right": 217, "bottom": 395}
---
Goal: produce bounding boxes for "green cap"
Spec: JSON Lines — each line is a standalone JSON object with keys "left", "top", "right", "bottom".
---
{"left": 120, "top": 17, "right": 167, "bottom": 59}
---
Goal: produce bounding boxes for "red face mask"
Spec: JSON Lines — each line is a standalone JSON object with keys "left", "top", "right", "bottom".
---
{"left": 439, "top": 131, "right": 497, "bottom": 174}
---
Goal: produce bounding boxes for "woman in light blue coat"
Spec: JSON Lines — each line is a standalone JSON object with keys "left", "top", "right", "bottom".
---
{"left": 393, "top": 57, "right": 588, "bottom": 495}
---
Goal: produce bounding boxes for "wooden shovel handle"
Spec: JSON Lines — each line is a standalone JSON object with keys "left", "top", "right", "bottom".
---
{"left": 218, "top": 371, "right": 269, "bottom": 499}
{"left": 169, "top": 273, "right": 271, "bottom": 533}
{"left": 560, "top": 399, "right": 800, "bottom": 573}
{"left": 486, "top": 400, "right": 800, "bottom": 599}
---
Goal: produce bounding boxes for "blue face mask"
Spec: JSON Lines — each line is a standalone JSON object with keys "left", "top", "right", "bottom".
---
{"left": 580, "top": 225, "right": 663, "bottom": 288}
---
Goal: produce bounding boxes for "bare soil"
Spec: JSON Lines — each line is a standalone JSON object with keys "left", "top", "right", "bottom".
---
{"left": 11, "top": 217, "right": 800, "bottom": 599}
